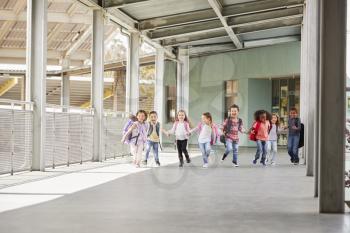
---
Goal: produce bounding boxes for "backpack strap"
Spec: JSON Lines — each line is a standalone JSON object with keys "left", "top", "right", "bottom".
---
{"left": 156, "top": 122, "right": 160, "bottom": 136}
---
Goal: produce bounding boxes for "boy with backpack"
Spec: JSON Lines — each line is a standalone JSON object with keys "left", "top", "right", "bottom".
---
{"left": 286, "top": 107, "right": 302, "bottom": 165}
{"left": 143, "top": 111, "right": 163, "bottom": 167}
{"left": 221, "top": 104, "right": 245, "bottom": 167}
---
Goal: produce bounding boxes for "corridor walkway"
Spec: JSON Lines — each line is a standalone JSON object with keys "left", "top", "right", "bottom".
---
{"left": 0, "top": 148, "right": 349, "bottom": 233}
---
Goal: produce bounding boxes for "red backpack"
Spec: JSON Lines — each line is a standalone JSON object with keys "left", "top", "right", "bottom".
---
{"left": 249, "top": 121, "right": 261, "bottom": 141}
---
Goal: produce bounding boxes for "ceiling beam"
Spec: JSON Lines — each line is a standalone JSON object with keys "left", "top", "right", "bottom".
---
{"left": 139, "top": 0, "right": 303, "bottom": 31}
{"left": 0, "top": 10, "right": 92, "bottom": 24}
{"left": 150, "top": 7, "right": 303, "bottom": 40}
{"left": 64, "top": 26, "right": 93, "bottom": 57}
{"left": 223, "top": 0, "right": 304, "bottom": 17}
{"left": 207, "top": 0, "right": 242, "bottom": 48}
{"left": 104, "top": 0, "right": 151, "bottom": 8}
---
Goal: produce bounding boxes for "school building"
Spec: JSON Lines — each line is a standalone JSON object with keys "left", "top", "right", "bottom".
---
{"left": 0, "top": 0, "right": 349, "bottom": 232}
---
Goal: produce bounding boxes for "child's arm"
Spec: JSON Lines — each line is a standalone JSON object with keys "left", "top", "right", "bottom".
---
{"left": 121, "top": 123, "right": 137, "bottom": 142}
{"left": 188, "top": 125, "right": 200, "bottom": 135}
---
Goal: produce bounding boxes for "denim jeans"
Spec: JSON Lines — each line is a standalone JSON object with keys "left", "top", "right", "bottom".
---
{"left": 267, "top": 140, "right": 278, "bottom": 163}
{"left": 287, "top": 134, "right": 300, "bottom": 162}
{"left": 199, "top": 142, "right": 211, "bottom": 164}
{"left": 145, "top": 140, "right": 159, "bottom": 162}
{"left": 255, "top": 140, "right": 267, "bottom": 163}
{"left": 223, "top": 139, "right": 239, "bottom": 163}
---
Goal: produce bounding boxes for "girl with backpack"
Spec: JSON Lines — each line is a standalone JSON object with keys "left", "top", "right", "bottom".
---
{"left": 266, "top": 113, "right": 281, "bottom": 166}
{"left": 143, "top": 111, "right": 164, "bottom": 167}
{"left": 165, "top": 110, "right": 191, "bottom": 167}
{"left": 188, "top": 112, "right": 219, "bottom": 168}
{"left": 121, "top": 110, "right": 149, "bottom": 168}
{"left": 251, "top": 110, "right": 271, "bottom": 166}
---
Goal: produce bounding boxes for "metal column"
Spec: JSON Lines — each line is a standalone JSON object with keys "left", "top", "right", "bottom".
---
{"left": 61, "top": 59, "right": 70, "bottom": 108}
{"left": 92, "top": 10, "right": 105, "bottom": 162}
{"left": 126, "top": 32, "right": 140, "bottom": 114}
{"left": 26, "top": 0, "right": 48, "bottom": 171}
{"left": 176, "top": 48, "right": 189, "bottom": 114}
{"left": 318, "top": 0, "right": 346, "bottom": 213}
{"left": 154, "top": 48, "right": 165, "bottom": 143}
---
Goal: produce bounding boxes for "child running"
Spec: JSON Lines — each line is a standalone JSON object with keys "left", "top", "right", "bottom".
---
{"left": 188, "top": 112, "right": 219, "bottom": 168}
{"left": 165, "top": 110, "right": 191, "bottom": 167}
{"left": 221, "top": 104, "right": 245, "bottom": 167}
{"left": 121, "top": 110, "right": 148, "bottom": 168}
{"left": 266, "top": 113, "right": 280, "bottom": 166}
{"left": 143, "top": 111, "right": 163, "bottom": 167}
{"left": 251, "top": 110, "right": 271, "bottom": 166}
{"left": 287, "top": 107, "right": 301, "bottom": 165}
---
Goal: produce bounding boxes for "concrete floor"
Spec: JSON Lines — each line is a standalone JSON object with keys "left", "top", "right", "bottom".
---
{"left": 0, "top": 148, "right": 349, "bottom": 233}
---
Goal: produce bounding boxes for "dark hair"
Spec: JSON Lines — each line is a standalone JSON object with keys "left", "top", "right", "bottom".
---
{"left": 230, "top": 104, "right": 240, "bottom": 112}
{"left": 202, "top": 112, "right": 213, "bottom": 124}
{"left": 290, "top": 107, "right": 298, "bottom": 113}
{"left": 136, "top": 110, "right": 148, "bottom": 120}
{"left": 176, "top": 110, "right": 189, "bottom": 123}
{"left": 254, "top": 110, "right": 270, "bottom": 122}
{"left": 149, "top": 111, "right": 158, "bottom": 116}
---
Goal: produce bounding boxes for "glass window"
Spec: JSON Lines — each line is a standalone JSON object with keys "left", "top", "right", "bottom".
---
{"left": 166, "top": 86, "right": 176, "bottom": 122}
{"left": 224, "top": 80, "right": 238, "bottom": 118}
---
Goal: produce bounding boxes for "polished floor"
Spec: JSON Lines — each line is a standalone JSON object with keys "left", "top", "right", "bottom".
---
{"left": 0, "top": 148, "right": 349, "bottom": 233}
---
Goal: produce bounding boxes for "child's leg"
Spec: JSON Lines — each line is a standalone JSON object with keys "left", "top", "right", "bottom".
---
{"left": 182, "top": 140, "right": 191, "bottom": 163}
{"left": 144, "top": 141, "right": 152, "bottom": 162}
{"left": 198, "top": 143, "right": 207, "bottom": 164}
{"left": 266, "top": 141, "right": 272, "bottom": 162}
{"left": 292, "top": 136, "right": 300, "bottom": 163}
{"left": 261, "top": 141, "right": 267, "bottom": 163}
{"left": 232, "top": 142, "right": 239, "bottom": 164}
{"left": 287, "top": 135, "right": 294, "bottom": 162}
{"left": 152, "top": 142, "right": 159, "bottom": 163}
{"left": 176, "top": 140, "right": 184, "bottom": 164}
{"left": 222, "top": 139, "right": 233, "bottom": 160}
{"left": 135, "top": 145, "right": 144, "bottom": 166}
{"left": 130, "top": 144, "right": 137, "bottom": 164}
{"left": 271, "top": 141, "right": 278, "bottom": 163}
{"left": 254, "top": 140, "right": 262, "bottom": 161}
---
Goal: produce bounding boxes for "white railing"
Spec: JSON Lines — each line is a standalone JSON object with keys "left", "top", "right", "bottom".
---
{"left": 45, "top": 105, "right": 94, "bottom": 168}
{"left": 0, "top": 99, "right": 33, "bottom": 175}
{"left": 104, "top": 111, "right": 130, "bottom": 160}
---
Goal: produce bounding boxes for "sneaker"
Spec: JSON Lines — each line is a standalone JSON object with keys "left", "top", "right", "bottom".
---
{"left": 293, "top": 162, "right": 299, "bottom": 165}
{"left": 179, "top": 163, "right": 184, "bottom": 168}
{"left": 202, "top": 163, "right": 208, "bottom": 168}
{"left": 156, "top": 161, "right": 161, "bottom": 167}
{"left": 135, "top": 164, "right": 141, "bottom": 168}
{"left": 186, "top": 159, "right": 191, "bottom": 163}
{"left": 142, "top": 160, "right": 147, "bottom": 166}
{"left": 260, "top": 161, "right": 266, "bottom": 166}
{"left": 271, "top": 162, "right": 276, "bottom": 166}
{"left": 233, "top": 162, "right": 239, "bottom": 167}
{"left": 253, "top": 159, "right": 257, "bottom": 165}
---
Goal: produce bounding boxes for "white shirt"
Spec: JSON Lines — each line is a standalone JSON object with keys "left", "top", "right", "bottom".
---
{"left": 198, "top": 124, "right": 212, "bottom": 143}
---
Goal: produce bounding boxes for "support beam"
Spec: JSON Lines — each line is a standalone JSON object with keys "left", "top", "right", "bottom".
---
{"left": 26, "top": 0, "right": 48, "bottom": 171}
{"left": 176, "top": 48, "right": 189, "bottom": 113}
{"left": 0, "top": 77, "right": 18, "bottom": 96}
{"left": 208, "top": 0, "right": 242, "bottom": 48}
{"left": 61, "top": 59, "right": 70, "bottom": 108}
{"left": 91, "top": 9, "right": 105, "bottom": 162}
{"left": 104, "top": 0, "right": 151, "bottom": 8}
{"left": 149, "top": 8, "right": 303, "bottom": 40}
{"left": 125, "top": 32, "right": 140, "bottom": 114}
{"left": 64, "top": 26, "right": 93, "bottom": 58}
{"left": 154, "top": 48, "right": 165, "bottom": 143}
{"left": 81, "top": 88, "right": 113, "bottom": 108}
{"left": 318, "top": 0, "right": 346, "bottom": 213}
{"left": 139, "top": 0, "right": 304, "bottom": 31}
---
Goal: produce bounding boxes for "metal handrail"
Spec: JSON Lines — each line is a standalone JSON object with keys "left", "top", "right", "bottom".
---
{"left": 0, "top": 98, "right": 33, "bottom": 106}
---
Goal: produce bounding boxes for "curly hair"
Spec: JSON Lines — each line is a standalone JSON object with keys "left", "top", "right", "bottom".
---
{"left": 254, "top": 110, "right": 271, "bottom": 122}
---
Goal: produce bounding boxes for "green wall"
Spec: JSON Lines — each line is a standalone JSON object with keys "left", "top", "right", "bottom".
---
{"left": 163, "top": 41, "right": 301, "bottom": 146}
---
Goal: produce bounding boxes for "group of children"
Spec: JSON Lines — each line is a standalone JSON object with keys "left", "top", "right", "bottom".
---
{"left": 121, "top": 105, "right": 302, "bottom": 168}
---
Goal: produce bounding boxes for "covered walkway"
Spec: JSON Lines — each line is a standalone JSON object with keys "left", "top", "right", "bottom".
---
{"left": 0, "top": 149, "right": 349, "bottom": 233}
